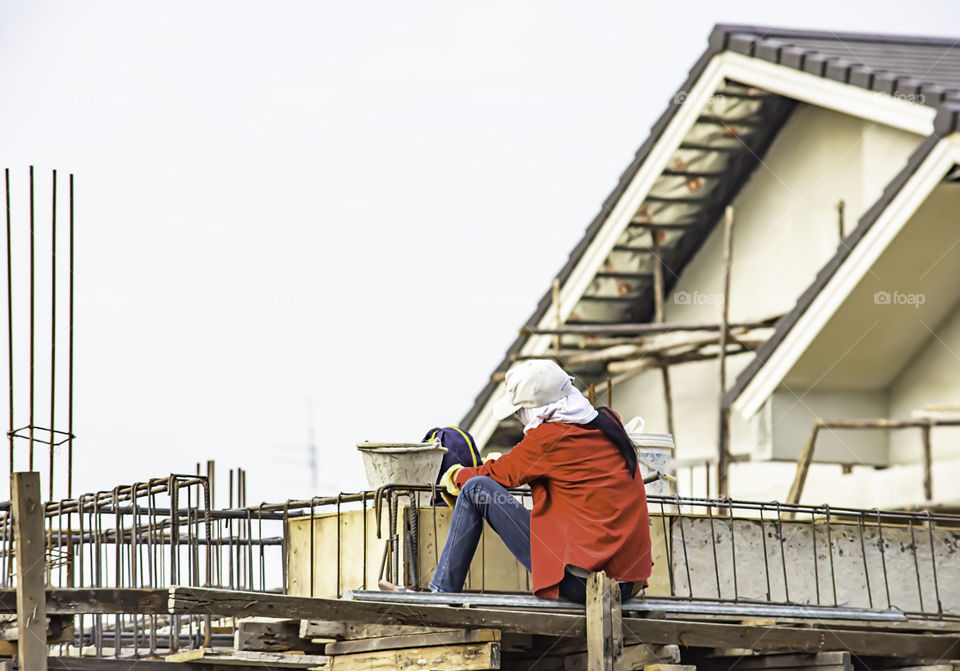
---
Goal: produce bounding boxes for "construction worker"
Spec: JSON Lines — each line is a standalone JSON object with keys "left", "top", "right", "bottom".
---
{"left": 384, "top": 359, "right": 653, "bottom": 602}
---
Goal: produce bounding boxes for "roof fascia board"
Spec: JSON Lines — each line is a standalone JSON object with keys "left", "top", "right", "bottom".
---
{"left": 718, "top": 52, "right": 936, "bottom": 136}
{"left": 733, "top": 134, "right": 960, "bottom": 419}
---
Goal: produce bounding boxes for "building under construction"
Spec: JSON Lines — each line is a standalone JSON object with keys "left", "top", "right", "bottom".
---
{"left": 5, "top": 23, "right": 960, "bottom": 671}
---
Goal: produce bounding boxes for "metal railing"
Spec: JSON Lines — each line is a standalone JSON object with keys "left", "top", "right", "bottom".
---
{"left": 2, "top": 475, "right": 959, "bottom": 660}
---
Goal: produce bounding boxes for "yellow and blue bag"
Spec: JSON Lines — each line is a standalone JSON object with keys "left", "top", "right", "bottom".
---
{"left": 422, "top": 426, "right": 482, "bottom": 485}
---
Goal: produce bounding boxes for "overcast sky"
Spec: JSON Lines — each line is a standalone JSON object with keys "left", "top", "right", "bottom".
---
{"left": 2, "top": 1, "right": 958, "bottom": 505}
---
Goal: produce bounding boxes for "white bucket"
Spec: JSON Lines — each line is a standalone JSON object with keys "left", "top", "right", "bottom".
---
{"left": 356, "top": 441, "right": 447, "bottom": 504}
{"left": 625, "top": 417, "right": 674, "bottom": 496}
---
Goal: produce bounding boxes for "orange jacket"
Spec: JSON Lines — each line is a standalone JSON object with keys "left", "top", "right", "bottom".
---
{"left": 455, "top": 421, "right": 652, "bottom": 598}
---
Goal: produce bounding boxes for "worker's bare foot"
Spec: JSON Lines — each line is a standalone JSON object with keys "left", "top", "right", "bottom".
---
{"left": 378, "top": 579, "right": 415, "bottom": 593}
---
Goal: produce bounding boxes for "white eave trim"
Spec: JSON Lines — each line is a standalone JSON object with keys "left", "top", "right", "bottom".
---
{"left": 720, "top": 52, "right": 937, "bottom": 136}
{"left": 468, "top": 50, "right": 940, "bottom": 448}
{"left": 733, "top": 134, "right": 960, "bottom": 419}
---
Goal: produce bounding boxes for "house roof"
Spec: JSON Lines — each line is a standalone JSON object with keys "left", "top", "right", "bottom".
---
{"left": 715, "top": 25, "right": 960, "bottom": 105}
{"left": 462, "top": 24, "right": 960, "bottom": 444}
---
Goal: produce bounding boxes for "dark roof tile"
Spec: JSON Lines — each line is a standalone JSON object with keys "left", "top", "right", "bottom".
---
{"left": 934, "top": 102, "right": 960, "bottom": 134}
{"left": 825, "top": 58, "right": 856, "bottom": 83}
{"left": 873, "top": 71, "right": 898, "bottom": 94}
{"left": 755, "top": 38, "right": 786, "bottom": 62}
{"left": 920, "top": 84, "right": 948, "bottom": 105}
{"left": 728, "top": 33, "right": 759, "bottom": 56}
{"left": 894, "top": 77, "right": 922, "bottom": 98}
{"left": 803, "top": 52, "right": 829, "bottom": 76}
{"left": 779, "top": 46, "right": 808, "bottom": 70}
{"left": 849, "top": 66, "right": 875, "bottom": 89}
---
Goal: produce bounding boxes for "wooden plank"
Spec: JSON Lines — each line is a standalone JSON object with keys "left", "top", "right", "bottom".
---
{"left": 169, "top": 587, "right": 960, "bottom": 659}
{"left": 165, "top": 647, "right": 329, "bottom": 667}
{"left": 2, "top": 583, "right": 935, "bottom": 661}
{"left": 172, "top": 587, "right": 586, "bottom": 637}
{"left": 300, "top": 619, "right": 458, "bottom": 641}
{"left": 235, "top": 617, "right": 321, "bottom": 652}
{"left": 0, "top": 613, "right": 74, "bottom": 643}
{"left": 587, "top": 572, "right": 623, "bottom": 671}
{"left": 44, "top": 659, "right": 211, "bottom": 671}
{"left": 564, "top": 644, "right": 681, "bottom": 671}
{"left": 301, "top": 619, "right": 347, "bottom": 640}
{"left": 325, "top": 628, "right": 500, "bottom": 655}
{"left": 328, "top": 641, "right": 500, "bottom": 671}
{"left": 0, "top": 588, "right": 168, "bottom": 615}
{"left": 721, "top": 652, "right": 850, "bottom": 668}
{"left": 13, "top": 471, "right": 47, "bottom": 671}
{"left": 619, "top": 618, "right": 960, "bottom": 659}
{"left": 344, "top": 623, "right": 457, "bottom": 641}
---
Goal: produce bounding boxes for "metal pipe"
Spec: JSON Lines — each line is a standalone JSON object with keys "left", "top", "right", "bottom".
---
{"left": 28, "top": 165, "right": 34, "bottom": 468}
{"left": 49, "top": 169, "right": 57, "bottom": 500}
{"left": 67, "top": 173, "right": 74, "bottom": 499}
{"left": 5, "top": 168, "right": 12, "bottom": 477}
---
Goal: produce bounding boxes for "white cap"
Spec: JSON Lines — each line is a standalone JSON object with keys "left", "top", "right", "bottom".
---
{"left": 492, "top": 359, "right": 575, "bottom": 420}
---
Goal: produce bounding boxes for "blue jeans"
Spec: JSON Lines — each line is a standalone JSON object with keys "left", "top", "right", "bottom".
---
{"left": 428, "top": 476, "right": 636, "bottom": 603}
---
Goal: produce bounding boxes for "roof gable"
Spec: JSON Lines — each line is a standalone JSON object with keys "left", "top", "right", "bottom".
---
{"left": 462, "top": 24, "right": 960, "bottom": 448}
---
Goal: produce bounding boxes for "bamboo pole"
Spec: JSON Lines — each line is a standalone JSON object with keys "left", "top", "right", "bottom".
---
{"left": 651, "top": 231, "right": 664, "bottom": 324}
{"left": 717, "top": 206, "right": 734, "bottom": 497}
{"left": 552, "top": 278, "right": 561, "bottom": 353}
{"left": 522, "top": 316, "right": 779, "bottom": 337}
{"left": 661, "top": 366, "right": 675, "bottom": 437}
{"left": 786, "top": 417, "right": 957, "bottom": 506}
{"left": 921, "top": 423, "right": 932, "bottom": 501}
{"left": 786, "top": 420, "right": 823, "bottom": 506}
{"left": 837, "top": 199, "right": 846, "bottom": 239}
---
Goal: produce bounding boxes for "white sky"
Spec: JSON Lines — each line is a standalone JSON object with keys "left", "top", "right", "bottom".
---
{"left": 2, "top": 1, "right": 958, "bottom": 506}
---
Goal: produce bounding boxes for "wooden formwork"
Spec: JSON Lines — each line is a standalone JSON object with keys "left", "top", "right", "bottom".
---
{"left": 286, "top": 506, "right": 673, "bottom": 598}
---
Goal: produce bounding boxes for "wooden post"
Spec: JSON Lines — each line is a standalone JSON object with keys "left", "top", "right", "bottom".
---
{"left": 586, "top": 571, "right": 622, "bottom": 671}
{"left": 787, "top": 421, "right": 822, "bottom": 506}
{"left": 837, "top": 199, "right": 845, "bottom": 239}
{"left": 651, "top": 230, "right": 664, "bottom": 324}
{"left": 660, "top": 365, "right": 675, "bottom": 438}
{"left": 13, "top": 471, "right": 48, "bottom": 671}
{"left": 921, "top": 422, "right": 933, "bottom": 501}
{"left": 717, "top": 206, "right": 734, "bottom": 497}
{"left": 651, "top": 229, "right": 676, "bottom": 444}
{"left": 552, "top": 278, "right": 561, "bottom": 352}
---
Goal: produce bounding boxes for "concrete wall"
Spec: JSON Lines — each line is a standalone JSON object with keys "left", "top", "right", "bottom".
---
{"left": 888, "top": 299, "right": 960, "bottom": 465}
{"left": 671, "top": 515, "right": 960, "bottom": 614}
{"left": 762, "top": 389, "right": 888, "bottom": 464}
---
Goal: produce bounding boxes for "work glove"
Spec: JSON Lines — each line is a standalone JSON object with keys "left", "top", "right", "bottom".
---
{"left": 438, "top": 464, "right": 465, "bottom": 508}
